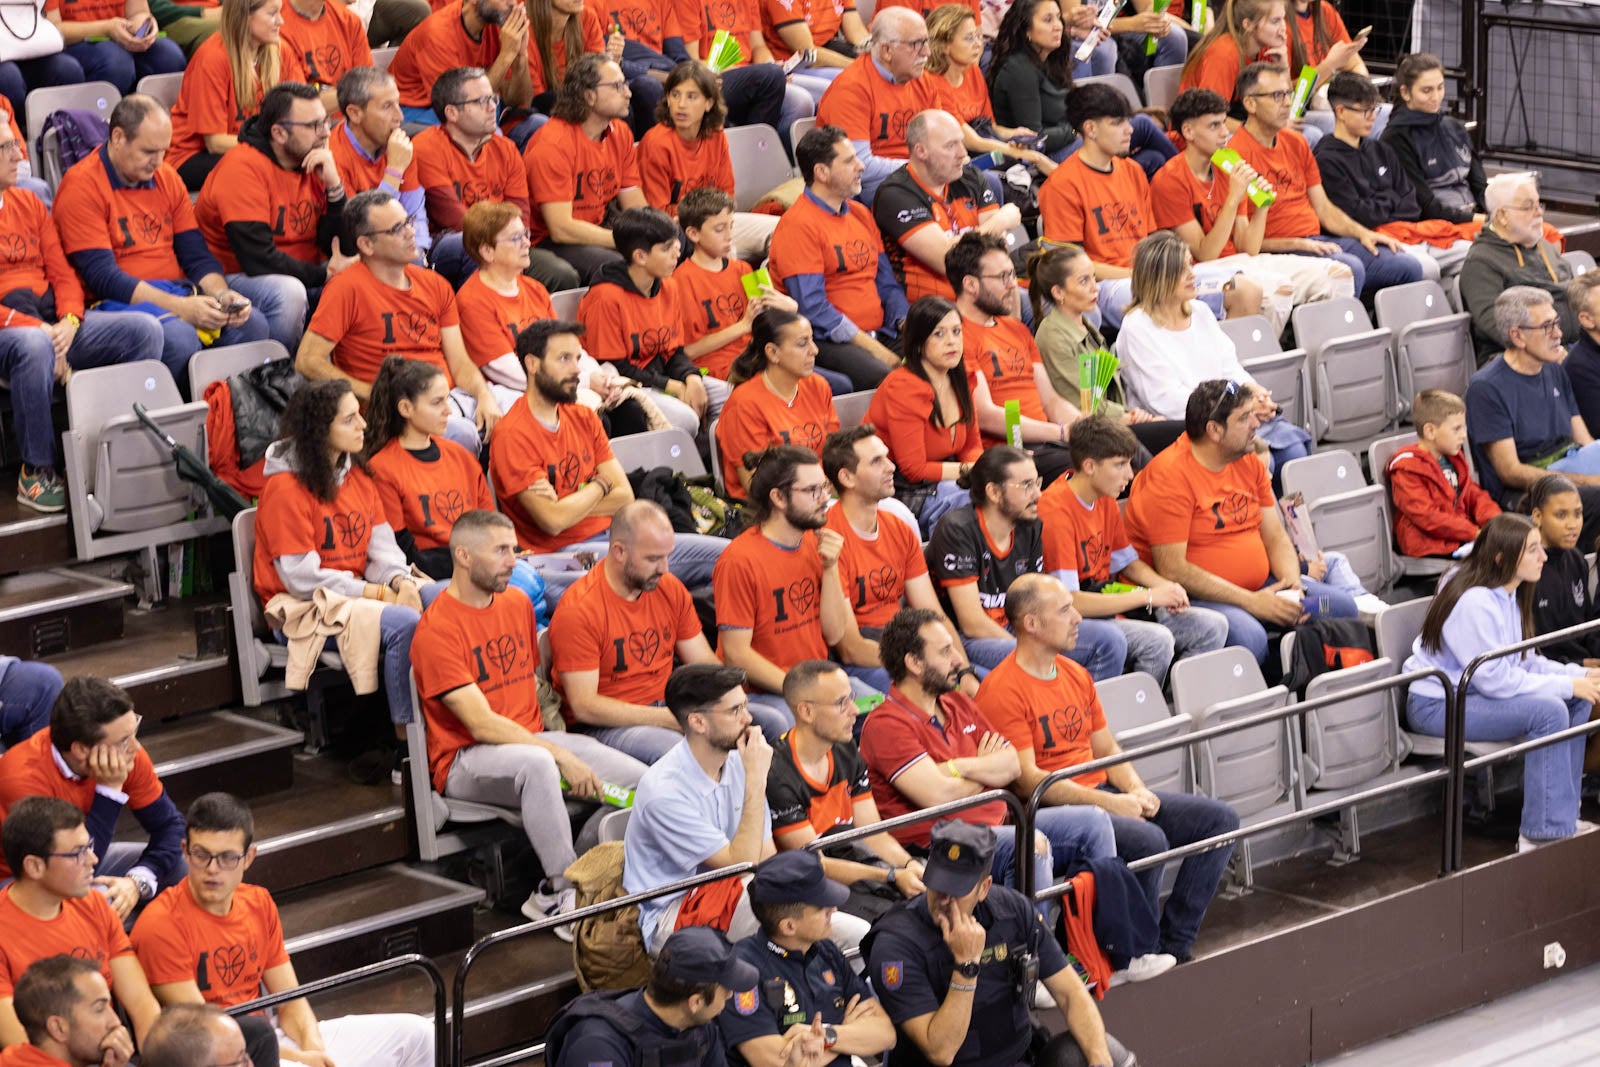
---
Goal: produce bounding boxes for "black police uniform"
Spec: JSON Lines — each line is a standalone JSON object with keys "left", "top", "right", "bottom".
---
{"left": 717, "top": 935, "right": 876, "bottom": 1067}
{"left": 547, "top": 989, "right": 727, "bottom": 1067}
{"left": 865, "top": 884, "right": 1069, "bottom": 1067}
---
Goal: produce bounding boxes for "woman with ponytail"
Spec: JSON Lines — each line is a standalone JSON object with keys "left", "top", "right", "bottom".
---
{"left": 1179, "top": 0, "right": 1302, "bottom": 121}
{"left": 715, "top": 309, "right": 840, "bottom": 500}
{"left": 363, "top": 357, "right": 495, "bottom": 579}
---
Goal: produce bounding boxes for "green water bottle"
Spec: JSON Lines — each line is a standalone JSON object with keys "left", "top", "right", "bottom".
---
{"left": 562, "top": 779, "right": 636, "bottom": 808}
{"left": 1211, "top": 148, "right": 1276, "bottom": 208}
{"left": 1290, "top": 65, "right": 1317, "bottom": 120}
{"left": 1144, "top": 0, "right": 1171, "bottom": 55}
{"left": 1004, "top": 399, "right": 1022, "bottom": 447}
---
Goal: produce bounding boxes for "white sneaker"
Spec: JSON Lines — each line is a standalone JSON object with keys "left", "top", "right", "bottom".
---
{"left": 522, "top": 880, "right": 578, "bottom": 942}
{"left": 1576, "top": 819, "right": 1598, "bottom": 834}
{"left": 1108, "top": 953, "right": 1176, "bottom": 987}
{"left": 1517, "top": 821, "right": 1599, "bottom": 853}
{"left": 1354, "top": 593, "right": 1388, "bottom": 620}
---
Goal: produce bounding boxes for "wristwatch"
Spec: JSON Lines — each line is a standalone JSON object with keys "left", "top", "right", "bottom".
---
{"left": 822, "top": 1025, "right": 838, "bottom": 1050}
{"left": 954, "top": 959, "right": 981, "bottom": 980}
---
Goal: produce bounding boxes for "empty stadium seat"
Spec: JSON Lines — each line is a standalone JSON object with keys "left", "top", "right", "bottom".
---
{"left": 610, "top": 428, "right": 707, "bottom": 479}
{"left": 834, "top": 390, "right": 873, "bottom": 430}
{"left": 134, "top": 72, "right": 182, "bottom": 111}
{"left": 188, "top": 339, "right": 291, "bottom": 401}
{"left": 372, "top": 46, "right": 399, "bottom": 72}
{"left": 1565, "top": 250, "right": 1596, "bottom": 275}
{"left": 1291, "top": 298, "right": 1397, "bottom": 444}
{"left": 1374, "top": 280, "right": 1474, "bottom": 420}
{"left": 1144, "top": 64, "right": 1182, "bottom": 111}
{"left": 1096, "top": 671, "right": 1193, "bottom": 794}
{"left": 550, "top": 286, "right": 586, "bottom": 321}
{"left": 1075, "top": 73, "right": 1142, "bottom": 111}
{"left": 726, "top": 123, "right": 796, "bottom": 212}
{"left": 1367, "top": 432, "right": 1456, "bottom": 582}
{"left": 1221, "top": 314, "right": 1312, "bottom": 434}
{"left": 1279, "top": 449, "right": 1394, "bottom": 593}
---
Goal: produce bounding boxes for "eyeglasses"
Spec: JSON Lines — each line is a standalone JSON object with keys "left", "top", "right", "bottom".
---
{"left": 698, "top": 700, "right": 750, "bottom": 718}
{"left": 0, "top": 139, "right": 22, "bottom": 157}
{"left": 787, "top": 483, "right": 832, "bottom": 499}
{"left": 186, "top": 846, "right": 247, "bottom": 871}
{"left": 1207, "top": 379, "right": 1241, "bottom": 426}
{"left": 362, "top": 218, "right": 414, "bottom": 239}
{"left": 1339, "top": 104, "right": 1378, "bottom": 117}
{"left": 453, "top": 93, "right": 500, "bottom": 110}
{"left": 1006, "top": 477, "right": 1043, "bottom": 492}
{"left": 980, "top": 270, "right": 1017, "bottom": 284}
{"left": 1248, "top": 89, "right": 1295, "bottom": 103}
{"left": 1520, "top": 316, "right": 1563, "bottom": 335}
{"left": 892, "top": 37, "right": 930, "bottom": 52}
{"left": 804, "top": 694, "right": 856, "bottom": 712}
{"left": 209, "top": 1052, "right": 253, "bottom": 1067}
{"left": 48, "top": 844, "right": 96, "bottom": 865}
{"left": 276, "top": 118, "right": 331, "bottom": 132}
{"left": 1508, "top": 199, "right": 1545, "bottom": 214}
{"left": 593, "top": 79, "right": 630, "bottom": 93}
{"left": 498, "top": 230, "right": 533, "bottom": 246}
{"left": 109, "top": 714, "right": 143, "bottom": 753}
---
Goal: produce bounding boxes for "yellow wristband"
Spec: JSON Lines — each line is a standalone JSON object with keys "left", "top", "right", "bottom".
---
{"left": 945, "top": 759, "right": 961, "bottom": 779}
{"left": 61, "top": 313, "right": 80, "bottom": 328}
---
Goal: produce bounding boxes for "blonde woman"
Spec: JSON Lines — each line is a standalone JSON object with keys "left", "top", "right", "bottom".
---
{"left": 925, "top": 3, "right": 1055, "bottom": 174}
{"left": 167, "top": 0, "right": 306, "bottom": 189}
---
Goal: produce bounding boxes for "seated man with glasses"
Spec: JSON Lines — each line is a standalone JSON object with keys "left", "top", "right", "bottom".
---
{"left": 194, "top": 82, "right": 358, "bottom": 356}
{"left": 0, "top": 799, "right": 163, "bottom": 1051}
{"left": 1125, "top": 379, "right": 1356, "bottom": 667}
{"left": 0, "top": 678, "right": 184, "bottom": 923}
{"left": 1460, "top": 172, "right": 1579, "bottom": 362}
{"left": 1311, "top": 72, "right": 1473, "bottom": 283}
{"left": 131, "top": 793, "right": 433, "bottom": 1067}
{"left": 296, "top": 189, "right": 507, "bottom": 457}
{"left": 1466, "top": 286, "right": 1600, "bottom": 548}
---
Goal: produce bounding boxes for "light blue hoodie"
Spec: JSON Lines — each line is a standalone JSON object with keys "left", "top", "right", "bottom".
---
{"left": 1404, "top": 584, "right": 1586, "bottom": 703}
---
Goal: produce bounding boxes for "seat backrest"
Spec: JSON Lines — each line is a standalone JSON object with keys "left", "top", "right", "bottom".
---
{"left": 372, "top": 46, "right": 399, "bottom": 71}
{"left": 1169, "top": 651, "right": 1294, "bottom": 816}
{"left": 1566, "top": 250, "right": 1597, "bottom": 276}
{"left": 1280, "top": 449, "right": 1364, "bottom": 504}
{"left": 1170, "top": 647, "right": 1266, "bottom": 718}
{"left": 1368, "top": 432, "right": 1416, "bottom": 487}
{"left": 39, "top": 127, "right": 62, "bottom": 191}
{"left": 790, "top": 116, "right": 816, "bottom": 151}
{"left": 550, "top": 286, "right": 587, "bottom": 321}
{"left": 1375, "top": 596, "right": 1431, "bottom": 663}
{"left": 92, "top": 407, "right": 207, "bottom": 532}
{"left": 188, "top": 340, "right": 290, "bottom": 401}
{"left": 1219, "top": 315, "right": 1282, "bottom": 359}
{"left": 1096, "top": 672, "right": 1189, "bottom": 793}
{"left": 134, "top": 72, "right": 183, "bottom": 111}
{"left": 1374, "top": 280, "right": 1451, "bottom": 333}
{"left": 1075, "top": 73, "right": 1142, "bottom": 111}
{"left": 726, "top": 123, "right": 795, "bottom": 212}
{"left": 708, "top": 416, "right": 725, "bottom": 492}
{"left": 1302, "top": 656, "right": 1400, "bottom": 791}
{"left": 1241, "top": 349, "right": 1310, "bottom": 434}
{"left": 24, "top": 81, "right": 119, "bottom": 161}
{"left": 231, "top": 508, "right": 272, "bottom": 640}
{"left": 834, "top": 390, "right": 874, "bottom": 430}
{"left": 1095, "top": 671, "right": 1167, "bottom": 730}
{"left": 609, "top": 428, "right": 707, "bottom": 479}
{"left": 66, "top": 360, "right": 182, "bottom": 446}
{"left": 1291, "top": 297, "right": 1378, "bottom": 360}
{"left": 1144, "top": 64, "right": 1182, "bottom": 111}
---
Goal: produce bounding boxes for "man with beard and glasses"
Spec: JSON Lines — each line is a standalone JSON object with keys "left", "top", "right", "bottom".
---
{"left": 928, "top": 445, "right": 1126, "bottom": 682}
{"left": 388, "top": 0, "right": 532, "bottom": 125}
{"left": 548, "top": 501, "right": 722, "bottom": 765}
{"left": 488, "top": 320, "right": 728, "bottom": 600}
{"left": 412, "top": 509, "right": 646, "bottom": 930}
{"left": 713, "top": 445, "right": 877, "bottom": 742}
{"left": 1125, "top": 379, "right": 1357, "bottom": 666}
{"left": 858, "top": 608, "right": 1114, "bottom": 897}
{"left": 195, "top": 82, "right": 357, "bottom": 351}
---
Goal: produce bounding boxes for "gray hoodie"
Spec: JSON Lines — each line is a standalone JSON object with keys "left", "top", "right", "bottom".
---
{"left": 261, "top": 440, "right": 409, "bottom": 599}
{"left": 1457, "top": 225, "right": 1576, "bottom": 360}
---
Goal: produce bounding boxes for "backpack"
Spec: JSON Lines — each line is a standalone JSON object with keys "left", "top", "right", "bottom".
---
{"left": 40, "top": 107, "right": 109, "bottom": 172}
{"left": 1283, "top": 617, "right": 1375, "bottom": 695}
{"left": 564, "top": 841, "right": 652, "bottom": 992}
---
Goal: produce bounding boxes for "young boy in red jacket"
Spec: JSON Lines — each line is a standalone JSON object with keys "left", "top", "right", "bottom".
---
{"left": 1386, "top": 389, "right": 1502, "bottom": 557}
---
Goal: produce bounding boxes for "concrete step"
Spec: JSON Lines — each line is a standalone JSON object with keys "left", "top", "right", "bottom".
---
{"left": 246, "top": 757, "right": 410, "bottom": 895}
{"left": 0, "top": 495, "right": 73, "bottom": 576}
{"left": 0, "top": 566, "right": 132, "bottom": 657}
{"left": 140, "top": 709, "right": 302, "bottom": 803}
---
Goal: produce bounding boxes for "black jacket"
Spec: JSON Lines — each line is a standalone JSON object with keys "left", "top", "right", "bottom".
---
{"left": 1378, "top": 106, "right": 1485, "bottom": 225}
{"left": 1532, "top": 546, "right": 1600, "bottom": 665}
{"left": 1311, "top": 134, "right": 1422, "bottom": 230}
{"left": 222, "top": 116, "right": 344, "bottom": 289}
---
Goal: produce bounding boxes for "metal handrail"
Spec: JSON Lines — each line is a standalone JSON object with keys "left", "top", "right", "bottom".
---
{"left": 800, "top": 788, "right": 1029, "bottom": 889}
{"left": 1449, "top": 618, "right": 1600, "bottom": 870}
{"left": 226, "top": 954, "right": 448, "bottom": 1067}
{"left": 1019, "top": 666, "right": 1459, "bottom": 890}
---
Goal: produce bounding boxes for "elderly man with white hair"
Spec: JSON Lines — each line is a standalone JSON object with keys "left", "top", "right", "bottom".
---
{"left": 1459, "top": 173, "right": 1578, "bottom": 360}
{"left": 1465, "top": 284, "right": 1600, "bottom": 545}
{"left": 816, "top": 7, "right": 942, "bottom": 205}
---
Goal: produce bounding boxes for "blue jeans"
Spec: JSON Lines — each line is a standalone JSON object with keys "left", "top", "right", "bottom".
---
{"left": 1070, "top": 618, "right": 1127, "bottom": 682}
{"left": 227, "top": 272, "right": 306, "bottom": 354}
{"left": 1099, "top": 785, "right": 1238, "bottom": 959}
{"left": 1117, "top": 608, "right": 1230, "bottom": 685}
{"left": 0, "top": 55, "right": 84, "bottom": 120}
{"left": 154, "top": 292, "right": 271, "bottom": 386}
{"left": 1192, "top": 577, "right": 1357, "bottom": 665}
{"left": 1409, "top": 692, "right": 1589, "bottom": 842}
{"left": 400, "top": 105, "right": 438, "bottom": 126}
{"left": 582, "top": 723, "right": 684, "bottom": 765}
{"left": 913, "top": 479, "right": 970, "bottom": 539}
{"left": 275, "top": 603, "right": 420, "bottom": 724}
{"left": 0, "top": 311, "right": 166, "bottom": 468}
{"left": 1549, "top": 442, "right": 1600, "bottom": 479}
{"left": 541, "top": 532, "right": 728, "bottom": 608}
{"left": 0, "top": 658, "right": 62, "bottom": 749}
{"left": 988, "top": 804, "right": 1116, "bottom": 895}
{"left": 64, "top": 37, "right": 186, "bottom": 94}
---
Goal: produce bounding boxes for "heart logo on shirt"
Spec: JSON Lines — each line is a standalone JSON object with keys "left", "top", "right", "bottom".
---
{"left": 331, "top": 511, "right": 368, "bottom": 547}
{"left": 616, "top": 7, "right": 653, "bottom": 36}
{"left": 484, "top": 633, "right": 521, "bottom": 674}
{"left": 788, "top": 577, "right": 818, "bottom": 615}
{"left": 778, "top": 422, "right": 826, "bottom": 451}
{"left": 212, "top": 944, "right": 247, "bottom": 985}
{"left": 556, "top": 452, "right": 587, "bottom": 492}
{"left": 627, "top": 628, "right": 663, "bottom": 666}
{"left": 0, "top": 233, "right": 26, "bottom": 263}
{"left": 453, "top": 179, "right": 494, "bottom": 207}
{"left": 432, "top": 489, "right": 466, "bottom": 526}
{"left": 311, "top": 45, "right": 343, "bottom": 79}
{"left": 841, "top": 239, "right": 874, "bottom": 273}
{"left": 1052, "top": 705, "right": 1085, "bottom": 744}
{"left": 706, "top": 0, "right": 739, "bottom": 30}
{"left": 867, "top": 565, "right": 899, "bottom": 600}
{"left": 399, "top": 312, "right": 431, "bottom": 344}
{"left": 884, "top": 108, "right": 916, "bottom": 143}
{"left": 135, "top": 212, "right": 166, "bottom": 244}
{"left": 288, "top": 200, "right": 317, "bottom": 236}
{"left": 634, "top": 326, "right": 676, "bottom": 361}
{"left": 581, "top": 167, "right": 620, "bottom": 204}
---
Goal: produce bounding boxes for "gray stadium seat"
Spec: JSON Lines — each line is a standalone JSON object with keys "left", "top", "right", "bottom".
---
{"left": 1075, "top": 73, "right": 1142, "bottom": 112}
{"left": 1144, "top": 64, "right": 1182, "bottom": 111}
{"left": 790, "top": 116, "right": 816, "bottom": 152}
{"left": 550, "top": 286, "right": 586, "bottom": 321}
{"left": 134, "top": 72, "right": 182, "bottom": 111}
{"left": 372, "top": 46, "right": 399, "bottom": 72}
{"left": 1220, "top": 314, "right": 1312, "bottom": 434}
{"left": 406, "top": 675, "right": 525, "bottom": 863}
{"left": 1565, "top": 250, "right": 1596, "bottom": 275}
{"left": 708, "top": 416, "right": 725, "bottom": 492}
{"left": 1368, "top": 432, "right": 1455, "bottom": 582}
{"left": 834, "top": 390, "right": 874, "bottom": 430}
{"left": 1096, "top": 671, "right": 1192, "bottom": 794}
{"left": 187, "top": 339, "right": 291, "bottom": 401}
{"left": 1279, "top": 449, "right": 1394, "bottom": 593}
{"left": 610, "top": 428, "right": 707, "bottom": 478}
{"left": 1374, "top": 280, "right": 1474, "bottom": 420}
{"left": 726, "top": 123, "right": 796, "bottom": 212}
{"left": 25, "top": 81, "right": 118, "bottom": 189}
{"left": 1291, "top": 298, "right": 1397, "bottom": 444}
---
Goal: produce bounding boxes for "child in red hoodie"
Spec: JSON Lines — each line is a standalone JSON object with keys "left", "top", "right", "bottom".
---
{"left": 1387, "top": 389, "right": 1502, "bottom": 557}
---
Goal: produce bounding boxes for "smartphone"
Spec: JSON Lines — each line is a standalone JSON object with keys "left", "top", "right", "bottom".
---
{"left": 1354, "top": 24, "right": 1373, "bottom": 39}
{"left": 219, "top": 300, "right": 248, "bottom": 314}
{"left": 135, "top": 19, "right": 154, "bottom": 37}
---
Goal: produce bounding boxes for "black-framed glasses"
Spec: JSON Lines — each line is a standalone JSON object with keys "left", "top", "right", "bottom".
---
{"left": 893, "top": 37, "right": 930, "bottom": 51}
{"left": 276, "top": 117, "right": 331, "bottom": 132}
{"left": 1207, "top": 380, "right": 1241, "bottom": 426}
{"left": 453, "top": 93, "right": 500, "bottom": 110}
{"left": 48, "top": 844, "right": 96, "bottom": 865}
{"left": 786, "top": 483, "right": 832, "bottom": 499}
{"left": 1248, "top": 89, "right": 1294, "bottom": 103}
{"left": 980, "top": 270, "right": 1017, "bottom": 284}
{"left": 593, "top": 79, "right": 629, "bottom": 93}
{"left": 362, "top": 218, "right": 414, "bottom": 239}
{"left": 1520, "top": 316, "right": 1563, "bottom": 335}
{"left": 186, "top": 845, "right": 246, "bottom": 871}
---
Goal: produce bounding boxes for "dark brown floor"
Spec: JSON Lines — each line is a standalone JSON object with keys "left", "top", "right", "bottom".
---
{"left": 42, "top": 589, "right": 229, "bottom": 679}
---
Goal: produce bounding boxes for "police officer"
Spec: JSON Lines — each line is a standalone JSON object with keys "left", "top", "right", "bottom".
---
{"left": 864, "top": 822, "right": 1137, "bottom": 1067}
{"left": 547, "top": 926, "right": 780, "bottom": 1067}
{"left": 719, "top": 851, "right": 898, "bottom": 1067}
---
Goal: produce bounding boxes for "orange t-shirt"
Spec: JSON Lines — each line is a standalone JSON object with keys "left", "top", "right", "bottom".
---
{"left": 716, "top": 374, "right": 839, "bottom": 500}
{"left": 251, "top": 466, "right": 388, "bottom": 603}
{"left": 0, "top": 889, "right": 132, "bottom": 996}
{"left": 865, "top": 366, "right": 980, "bottom": 484}
{"left": 1177, "top": 39, "right": 1272, "bottom": 103}
{"left": 713, "top": 527, "right": 831, "bottom": 670}
{"left": 769, "top": 193, "right": 887, "bottom": 333}
{"left": 1149, "top": 151, "right": 1251, "bottom": 259}
{"left": 129, "top": 881, "right": 291, "bottom": 1008}
{"left": 454, "top": 272, "right": 554, "bottom": 369}
{"left": 1037, "top": 153, "right": 1153, "bottom": 268}
{"left": 549, "top": 559, "right": 702, "bottom": 723}
{"left": 412, "top": 126, "right": 531, "bottom": 234}
{"left": 523, "top": 117, "right": 641, "bottom": 246}
{"left": 962, "top": 313, "right": 1047, "bottom": 439}
{"left": 54, "top": 154, "right": 197, "bottom": 287}
{"left": 330, "top": 122, "right": 423, "bottom": 196}
{"left": 637, "top": 125, "right": 736, "bottom": 217}
{"left": 0, "top": 186, "right": 84, "bottom": 319}
{"left": 0, "top": 730, "right": 166, "bottom": 879}
{"left": 874, "top": 0, "right": 979, "bottom": 20}
{"left": 1227, "top": 125, "right": 1323, "bottom": 240}
{"left": 678, "top": 0, "right": 760, "bottom": 64}
{"left": 529, "top": 7, "right": 606, "bottom": 96}
{"left": 929, "top": 67, "right": 992, "bottom": 127}
{"left": 365, "top": 437, "right": 494, "bottom": 551}
{"left": 279, "top": 0, "right": 372, "bottom": 86}
{"left": 306, "top": 261, "right": 461, "bottom": 386}
{"left": 195, "top": 143, "right": 328, "bottom": 273}
{"left": 0, "top": 1045, "right": 73, "bottom": 1067}
{"left": 45, "top": 0, "right": 122, "bottom": 21}
{"left": 389, "top": 1, "right": 504, "bottom": 107}
{"left": 825, "top": 504, "right": 927, "bottom": 629}
{"left": 1124, "top": 435, "right": 1275, "bottom": 592}
{"left": 1037, "top": 478, "right": 1129, "bottom": 588}
{"left": 671, "top": 254, "right": 752, "bottom": 380}
{"left": 815, "top": 56, "right": 939, "bottom": 161}
{"left": 760, "top": 0, "right": 852, "bottom": 60}
{"left": 978, "top": 651, "right": 1108, "bottom": 787}
{"left": 1293, "top": 4, "right": 1350, "bottom": 69}
{"left": 167, "top": 37, "right": 308, "bottom": 171}
{"left": 602, "top": 0, "right": 681, "bottom": 51}
{"left": 412, "top": 587, "right": 543, "bottom": 792}
{"left": 488, "top": 398, "right": 616, "bottom": 552}
{"left": 577, "top": 274, "right": 686, "bottom": 374}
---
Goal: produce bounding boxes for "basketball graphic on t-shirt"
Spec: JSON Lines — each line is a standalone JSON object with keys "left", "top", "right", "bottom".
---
{"left": 613, "top": 6, "right": 654, "bottom": 37}
{"left": 632, "top": 326, "right": 677, "bottom": 362}
{"left": 582, "top": 167, "right": 619, "bottom": 204}
{"left": 432, "top": 489, "right": 466, "bottom": 527}
{"left": 310, "top": 45, "right": 343, "bottom": 81}
{"left": 705, "top": 0, "right": 738, "bottom": 30}
{"left": 397, "top": 312, "right": 431, "bottom": 345}
{"left": 556, "top": 452, "right": 588, "bottom": 492}
{"left": 483, "top": 634, "right": 520, "bottom": 675}
{"left": 329, "top": 511, "right": 368, "bottom": 548}
{"left": 287, "top": 200, "right": 318, "bottom": 237}
{"left": 1079, "top": 532, "right": 1109, "bottom": 582}
{"left": 1051, "top": 705, "right": 1086, "bottom": 745}
{"left": 453, "top": 179, "right": 495, "bottom": 207}
{"left": 788, "top": 577, "right": 818, "bottom": 615}
{"left": 211, "top": 943, "right": 247, "bottom": 986}
{"left": 880, "top": 108, "right": 916, "bottom": 144}
{"left": 134, "top": 212, "right": 167, "bottom": 245}
{"left": 0, "top": 233, "right": 26, "bottom": 263}
{"left": 1210, "top": 491, "right": 1254, "bottom": 530}
{"left": 868, "top": 565, "right": 899, "bottom": 601}
{"left": 627, "top": 627, "right": 663, "bottom": 667}
{"left": 840, "top": 239, "right": 874, "bottom": 272}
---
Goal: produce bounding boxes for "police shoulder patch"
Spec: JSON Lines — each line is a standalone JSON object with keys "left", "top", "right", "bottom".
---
{"left": 882, "top": 961, "right": 903, "bottom": 990}
{"left": 735, "top": 989, "right": 759, "bottom": 1015}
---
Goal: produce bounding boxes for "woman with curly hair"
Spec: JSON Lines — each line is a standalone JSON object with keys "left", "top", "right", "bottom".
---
{"left": 253, "top": 379, "right": 424, "bottom": 749}
{"left": 363, "top": 357, "right": 495, "bottom": 580}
